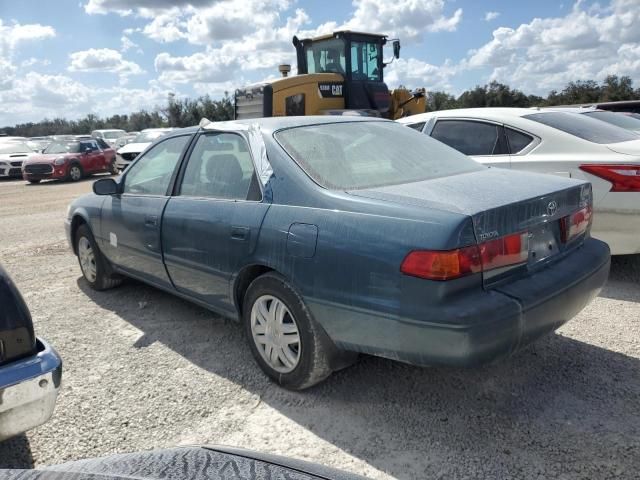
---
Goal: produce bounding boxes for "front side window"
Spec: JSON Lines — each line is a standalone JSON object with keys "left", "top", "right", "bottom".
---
{"left": 274, "top": 121, "right": 483, "bottom": 190}
{"left": 305, "top": 38, "right": 346, "bottom": 75}
{"left": 350, "top": 41, "right": 381, "bottom": 81}
{"left": 123, "top": 135, "right": 189, "bottom": 195}
{"left": 431, "top": 120, "right": 507, "bottom": 156}
{"left": 524, "top": 112, "right": 638, "bottom": 144}
{"left": 179, "top": 133, "right": 259, "bottom": 200}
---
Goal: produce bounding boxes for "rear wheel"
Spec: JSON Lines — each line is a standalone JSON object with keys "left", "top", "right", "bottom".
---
{"left": 108, "top": 159, "right": 118, "bottom": 175}
{"left": 68, "top": 163, "right": 83, "bottom": 182}
{"left": 243, "top": 273, "right": 340, "bottom": 390}
{"left": 75, "top": 224, "right": 122, "bottom": 290}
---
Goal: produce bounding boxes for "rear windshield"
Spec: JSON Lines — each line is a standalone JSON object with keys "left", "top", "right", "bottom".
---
{"left": 274, "top": 121, "right": 483, "bottom": 190}
{"left": 135, "top": 131, "right": 166, "bottom": 143}
{"left": 524, "top": 112, "right": 638, "bottom": 144}
{"left": 583, "top": 110, "right": 640, "bottom": 132}
{"left": 103, "top": 130, "right": 126, "bottom": 139}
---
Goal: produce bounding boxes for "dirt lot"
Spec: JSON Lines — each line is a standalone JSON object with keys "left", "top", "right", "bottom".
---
{"left": 0, "top": 176, "right": 638, "bottom": 479}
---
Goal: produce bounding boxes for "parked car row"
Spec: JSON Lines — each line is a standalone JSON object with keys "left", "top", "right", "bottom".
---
{"left": 399, "top": 107, "right": 640, "bottom": 255}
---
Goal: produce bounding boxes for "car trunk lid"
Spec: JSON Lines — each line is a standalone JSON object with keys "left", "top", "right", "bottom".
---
{"left": 348, "top": 168, "right": 592, "bottom": 286}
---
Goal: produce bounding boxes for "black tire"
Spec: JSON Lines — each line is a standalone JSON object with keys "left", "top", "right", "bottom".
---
{"left": 243, "top": 272, "right": 343, "bottom": 390}
{"left": 108, "top": 158, "right": 118, "bottom": 175}
{"left": 75, "top": 224, "right": 122, "bottom": 291}
{"left": 27, "top": 179, "right": 40, "bottom": 184}
{"left": 67, "top": 163, "right": 83, "bottom": 182}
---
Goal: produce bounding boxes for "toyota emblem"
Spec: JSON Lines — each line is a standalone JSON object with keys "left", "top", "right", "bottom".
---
{"left": 547, "top": 200, "right": 558, "bottom": 216}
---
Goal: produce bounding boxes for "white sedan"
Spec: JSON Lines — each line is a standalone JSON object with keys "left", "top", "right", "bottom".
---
{"left": 398, "top": 108, "right": 640, "bottom": 255}
{"left": 115, "top": 128, "right": 173, "bottom": 171}
{"left": 0, "top": 141, "right": 37, "bottom": 178}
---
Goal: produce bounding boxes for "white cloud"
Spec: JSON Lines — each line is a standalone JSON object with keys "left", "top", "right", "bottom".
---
{"left": 68, "top": 48, "right": 144, "bottom": 82}
{"left": 120, "top": 35, "right": 142, "bottom": 53}
{"left": 0, "top": 72, "right": 172, "bottom": 125}
{"left": 484, "top": 11, "right": 500, "bottom": 22}
{"left": 20, "top": 57, "right": 51, "bottom": 68}
{"left": 0, "top": 20, "right": 56, "bottom": 92}
{"left": 385, "top": 57, "right": 459, "bottom": 92}
{"left": 464, "top": 0, "right": 640, "bottom": 94}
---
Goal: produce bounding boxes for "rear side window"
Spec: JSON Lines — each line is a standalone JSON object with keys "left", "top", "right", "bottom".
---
{"left": 406, "top": 122, "right": 425, "bottom": 132}
{"left": 179, "top": 133, "right": 260, "bottom": 200}
{"left": 524, "top": 112, "right": 638, "bottom": 144}
{"left": 582, "top": 110, "right": 640, "bottom": 131}
{"left": 431, "top": 120, "right": 508, "bottom": 155}
{"left": 505, "top": 128, "right": 534, "bottom": 154}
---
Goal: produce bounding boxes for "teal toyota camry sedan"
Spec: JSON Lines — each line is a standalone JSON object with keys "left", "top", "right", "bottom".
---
{"left": 65, "top": 116, "right": 610, "bottom": 389}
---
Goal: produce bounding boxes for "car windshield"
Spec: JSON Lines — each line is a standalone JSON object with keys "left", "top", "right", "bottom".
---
{"left": 103, "top": 131, "right": 125, "bottom": 139}
{"left": 44, "top": 142, "right": 81, "bottom": 154}
{"left": 583, "top": 110, "right": 640, "bottom": 131}
{"left": 0, "top": 142, "right": 32, "bottom": 154}
{"left": 524, "top": 112, "right": 639, "bottom": 144}
{"left": 274, "top": 121, "right": 484, "bottom": 190}
{"left": 134, "top": 131, "right": 165, "bottom": 143}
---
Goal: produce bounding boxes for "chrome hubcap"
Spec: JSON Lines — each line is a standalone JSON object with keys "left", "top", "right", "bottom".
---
{"left": 78, "top": 236, "right": 97, "bottom": 282}
{"left": 251, "top": 295, "right": 301, "bottom": 373}
{"left": 70, "top": 166, "right": 81, "bottom": 180}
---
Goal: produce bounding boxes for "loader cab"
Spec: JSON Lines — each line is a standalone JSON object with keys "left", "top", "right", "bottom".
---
{"left": 293, "top": 31, "right": 398, "bottom": 116}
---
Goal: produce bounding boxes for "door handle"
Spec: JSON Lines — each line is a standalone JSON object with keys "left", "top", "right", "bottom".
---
{"left": 231, "top": 226, "right": 250, "bottom": 241}
{"left": 144, "top": 215, "right": 159, "bottom": 227}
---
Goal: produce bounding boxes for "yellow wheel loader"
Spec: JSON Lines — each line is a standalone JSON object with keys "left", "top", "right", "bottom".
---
{"left": 234, "top": 31, "right": 425, "bottom": 120}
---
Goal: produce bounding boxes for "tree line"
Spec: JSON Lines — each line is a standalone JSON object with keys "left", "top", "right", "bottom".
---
{"left": 1, "top": 93, "right": 235, "bottom": 137}
{"left": 2, "top": 75, "right": 638, "bottom": 137}
{"left": 426, "top": 75, "right": 638, "bottom": 111}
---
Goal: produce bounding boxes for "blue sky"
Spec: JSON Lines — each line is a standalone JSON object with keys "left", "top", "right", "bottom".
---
{"left": 0, "top": 0, "right": 638, "bottom": 125}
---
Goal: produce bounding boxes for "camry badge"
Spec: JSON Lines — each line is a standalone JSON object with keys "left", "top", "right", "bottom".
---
{"left": 547, "top": 200, "right": 558, "bottom": 216}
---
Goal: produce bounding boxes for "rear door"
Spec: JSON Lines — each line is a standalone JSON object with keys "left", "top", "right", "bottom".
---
{"left": 100, "top": 134, "right": 191, "bottom": 289}
{"left": 428, "top": 119, "right": 511, "bottom": 168}
{"left": 162, "top": 132, "right": 268, "bottom": 312}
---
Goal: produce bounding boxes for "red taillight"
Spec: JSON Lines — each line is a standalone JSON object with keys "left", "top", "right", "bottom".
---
{"left": 579, "top": 164, "right": 640, "bottom": 192}
{"left": 561, "top": 205, "right": 592, "bottom": 243}
{"left": 401, "top": 232, "right": 528, "bottom": 281}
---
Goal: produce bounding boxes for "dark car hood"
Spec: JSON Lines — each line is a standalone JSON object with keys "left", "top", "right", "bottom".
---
{"left": 348, "top": 168, "right": 590, "bottom": 242}
{"left": 2, "top": 446, "right": 369, "bottom": 480}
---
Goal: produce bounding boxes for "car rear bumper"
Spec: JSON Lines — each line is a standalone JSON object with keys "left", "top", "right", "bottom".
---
{"left": 0, "top": 338, "right": 62, "bottom": 441}
{"left": 313, "top": 238, "right": 610, "bottom": 367}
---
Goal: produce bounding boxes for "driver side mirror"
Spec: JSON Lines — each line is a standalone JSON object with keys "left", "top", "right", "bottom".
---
{"left": 393, "top": 39, "right": 400, "bottom": 59}
{"left": 93, "top": 178, "right": 119, "bottom": 195}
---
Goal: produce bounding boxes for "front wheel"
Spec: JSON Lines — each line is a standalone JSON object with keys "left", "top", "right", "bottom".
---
{"left": 75, "top": 224, "right": 122, "bottom": 291}
{"left": 243, "top": 273, "right": 338, "bottom": 390}
{"left": 108, "top": 159, "right": 118, "bottom": 175}
{"left": 68, "top": 163, "right": 83, "bottom": 182}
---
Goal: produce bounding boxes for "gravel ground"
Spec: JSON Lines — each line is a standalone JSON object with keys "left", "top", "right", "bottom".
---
{"left": 0, "top": 176, "right": 638, "bottom": 479}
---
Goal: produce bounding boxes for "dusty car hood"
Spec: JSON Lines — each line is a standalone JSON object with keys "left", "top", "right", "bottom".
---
{"left": 3, "top": 446, "right": 368, "bottom": 480}
{"left": 606, "top": 139, "right": 640, "bottom": 157}
{"left": 117, "top": 142, "right": 150, "bottom": 155}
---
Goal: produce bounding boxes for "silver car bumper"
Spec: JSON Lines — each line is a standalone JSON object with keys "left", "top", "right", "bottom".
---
{"left": 0, "top": 338, "right": 62, "bottom": 441}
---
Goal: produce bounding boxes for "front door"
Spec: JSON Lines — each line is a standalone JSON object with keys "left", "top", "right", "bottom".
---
{"left": 100, "top": 134, "right": 191, "bottom": 288}
{"left": 162, "top": 132, "right": 268, "bottom": 312}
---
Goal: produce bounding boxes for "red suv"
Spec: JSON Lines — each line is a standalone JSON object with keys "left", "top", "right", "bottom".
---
{"left": 22, "top": 139, "right": 117, "bottom": 183}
